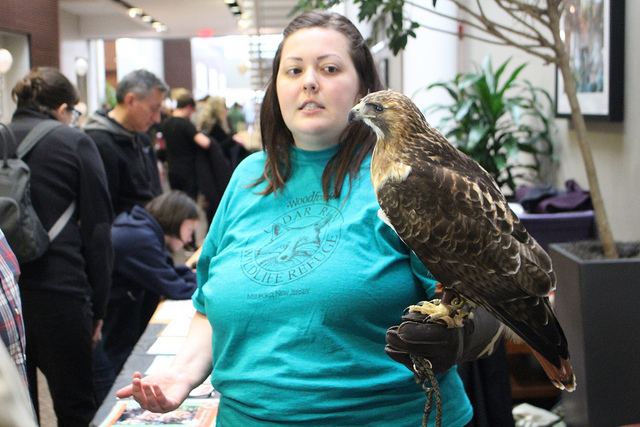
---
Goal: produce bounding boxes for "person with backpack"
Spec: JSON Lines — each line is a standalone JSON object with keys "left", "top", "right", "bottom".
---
{"left": 5, "top": 67, "right": 114, "bottom": 427}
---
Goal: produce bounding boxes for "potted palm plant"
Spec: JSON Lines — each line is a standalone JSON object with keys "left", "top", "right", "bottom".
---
{"left": 420, "top": 55, "right": 555, "bottom": 197}
{"left": 421, "top": 55, "right": 597, "bottom": 253}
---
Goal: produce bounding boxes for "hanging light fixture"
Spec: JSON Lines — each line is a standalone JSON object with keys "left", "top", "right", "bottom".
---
{"left": 110, "top": 0, "right": 168, "bottom": 32}
{"left": 0, "top": 49, "right": 13, "bottom": 74}
{"left": 0, "top": 48, "right": 14, "bottom": 118}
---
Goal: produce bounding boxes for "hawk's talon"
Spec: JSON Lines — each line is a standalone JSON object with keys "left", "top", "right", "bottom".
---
{"left": 408, "top": 299, "right": 471, "bottom": 329}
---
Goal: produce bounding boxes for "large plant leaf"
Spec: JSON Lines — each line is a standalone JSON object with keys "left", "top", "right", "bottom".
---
{"left": 455, "top": 99, "right": 475, "bottom": 122}
{"left": 498, "top": 63, "right": 527, "bottom": 97}
{"left": 419, "top": 55, "right": 556, "bottom": 194}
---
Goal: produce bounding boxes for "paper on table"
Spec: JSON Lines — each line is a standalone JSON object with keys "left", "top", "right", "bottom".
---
{"left": 98, "top": 398, "right": 218, "bottom": 427}
{"left": 152, "top": 300, "right": 196, "bottom": 322}
{"left": 145, "top": 355, "right": 175, "bottom": 375}
{"left": 160, "top": 317, "right": 192, "bottom": 337}
{"left": 146, "top": 337, "right": 185, "bottom": 355}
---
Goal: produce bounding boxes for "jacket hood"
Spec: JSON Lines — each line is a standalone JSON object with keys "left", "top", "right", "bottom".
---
{"left": 83, "top": 109, "right": 134, "bottom": 140}
{"left": 113, "top": 205, "right": 162, "bottom": 236}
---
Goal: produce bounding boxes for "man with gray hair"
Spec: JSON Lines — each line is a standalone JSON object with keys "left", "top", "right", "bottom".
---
{"left": 85, "top": 69, "right": 167, "bottom": 215}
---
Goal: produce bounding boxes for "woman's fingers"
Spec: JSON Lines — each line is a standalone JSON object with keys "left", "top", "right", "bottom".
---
{"left": 115, "top": 371, "right": 178, "bottom": 413}
{"left": 116, "top": 371, "right": 142, "bottom": 399}
{"left": 153, "top": 384, "right": 170, "bottom": 410}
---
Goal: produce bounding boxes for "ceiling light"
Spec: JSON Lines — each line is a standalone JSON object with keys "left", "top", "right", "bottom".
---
{"left": 237, "top": 18, "right": 249, "bottom": 30}
{"left": 111, "top": 0, "right": 168, "bottom": 32}
{"left": 0, "top": 49, "right": 13, "bottom": 74}
{"left": 224, "top": 0, "right": 242, "bottom": 17}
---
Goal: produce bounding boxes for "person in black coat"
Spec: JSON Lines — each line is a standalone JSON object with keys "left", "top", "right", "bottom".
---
{"left": 7, "top": 67, "right": 114, "bottom": 426}
{"left": 161, "top": 93, "right": 212, "bottom": 200}
{"left": 84, "top": 69, "right": 167, "bottom": 216}
{"left": 197, "top": 95, "right": 251, "bottom": 169}
{"left": 94, "top": 190, "right": 200, "bottom": 403}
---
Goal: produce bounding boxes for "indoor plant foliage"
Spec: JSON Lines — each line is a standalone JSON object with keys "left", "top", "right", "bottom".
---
{"left": 422, "top": 56, "right": 555, "bottom": 196}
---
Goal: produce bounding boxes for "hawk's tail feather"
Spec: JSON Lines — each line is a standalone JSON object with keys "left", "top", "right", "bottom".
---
{"left": 487, "top": 299, "right": 574, "bottom": 391}
{"left": 531, "top": 347, "right": 576, "bottom": 392}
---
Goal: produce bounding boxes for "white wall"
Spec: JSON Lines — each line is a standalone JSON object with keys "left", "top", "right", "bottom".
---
{"left": 0, "top": 32, "right": 31, "bottom": 123}
{"left": 191, "top": 36, "right": 252, "bottom": 102}
{"left": 401, "top": 1, "right": 459, "bottom": 114}
{"left": 115, "top": 38, "right": 164, "bottom": 80}
{"left": 60, "top": 9, "right": 102, "bottom": 116}
{"left": 456, "top": 1, "right": 639, "bottom": 242}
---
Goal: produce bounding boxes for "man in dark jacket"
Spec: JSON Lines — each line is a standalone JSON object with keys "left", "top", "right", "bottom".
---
{"left": 84, "top": 69, "right": 167, "bottom": 215}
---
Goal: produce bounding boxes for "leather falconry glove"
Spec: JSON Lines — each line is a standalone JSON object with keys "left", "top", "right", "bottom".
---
{"left": 385, "top": 302, "right": 505, "bottom": 375}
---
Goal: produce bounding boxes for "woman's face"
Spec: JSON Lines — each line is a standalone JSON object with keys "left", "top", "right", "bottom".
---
{"left": 165, "top": 219, "right": 198, "bottom": 252}
{"left": 56, "top": 103, "right": 79, "bottom": 126}
{"left": 276, "top": 27, "right": 362, "bottom": 151}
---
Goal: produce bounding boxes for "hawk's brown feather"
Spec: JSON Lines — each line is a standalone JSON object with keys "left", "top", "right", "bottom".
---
{"left": 349, "top": 90, "right": 575, "bottom": 391}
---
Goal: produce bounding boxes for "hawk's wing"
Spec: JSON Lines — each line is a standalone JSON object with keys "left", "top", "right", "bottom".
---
{"left": 376, "top": 144, "right": 568, "bottom": 368}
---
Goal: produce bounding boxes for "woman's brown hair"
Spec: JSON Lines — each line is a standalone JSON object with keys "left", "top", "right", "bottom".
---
{"left": 145, "top": 191, "right": 200, "bottom": 239}
{"left": 257, "top": 10, "right": 384, "bottom": 200}
{"left": 12, "top": 67, "right": 79, "bottom": 115}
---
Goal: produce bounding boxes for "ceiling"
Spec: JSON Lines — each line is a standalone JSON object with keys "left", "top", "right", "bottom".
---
{"left": 58, "top": 0, "right": 301, "bottom": 40}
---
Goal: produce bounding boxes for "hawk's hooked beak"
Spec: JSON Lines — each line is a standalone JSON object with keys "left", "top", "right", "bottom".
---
{"left": 347, "top": 103, "right": 363, "bottom": 125}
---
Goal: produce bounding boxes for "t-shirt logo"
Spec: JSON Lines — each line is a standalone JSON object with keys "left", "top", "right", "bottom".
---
{"left": 242, "top": 203, "right": 342, "bottom": 286}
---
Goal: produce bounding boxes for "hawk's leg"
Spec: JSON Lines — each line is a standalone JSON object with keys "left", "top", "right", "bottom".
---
{"left": 408, "top": 288, "right": 474, "bottom": 329}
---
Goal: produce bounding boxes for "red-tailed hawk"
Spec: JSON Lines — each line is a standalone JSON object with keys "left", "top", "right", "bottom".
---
{"left": 348, "top": 90, "right": 575, "bottom": 391}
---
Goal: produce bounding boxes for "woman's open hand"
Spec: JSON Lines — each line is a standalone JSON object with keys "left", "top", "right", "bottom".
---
{"left": 116, "top": 371, "right": 193, "bottom": 413}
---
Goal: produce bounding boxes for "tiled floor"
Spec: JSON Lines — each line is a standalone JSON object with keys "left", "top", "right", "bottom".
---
{"left": 37, "top": 369, "right": 57, "bottom": 426}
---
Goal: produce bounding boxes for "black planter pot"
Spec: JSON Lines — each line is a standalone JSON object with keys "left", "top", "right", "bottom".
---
{"left": 518, "top": 209, "right": 595, "bottom": 252}
{"left": 550, "top": 243, "right": 640, "bottom": 427}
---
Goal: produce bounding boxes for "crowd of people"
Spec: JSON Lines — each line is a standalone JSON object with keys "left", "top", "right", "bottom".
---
{"left": 0, "top": 9, "right": 511, "bottom": 427}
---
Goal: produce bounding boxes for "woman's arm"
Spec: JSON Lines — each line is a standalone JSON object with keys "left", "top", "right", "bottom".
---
{"left": 76, "top": 132, "right": 115, "bottom": 321}
{"left": 116, "top": 311, "right": 213, "bottom": 412}
{"left": 194, "top": 132, "right": 211, "bottom": 149}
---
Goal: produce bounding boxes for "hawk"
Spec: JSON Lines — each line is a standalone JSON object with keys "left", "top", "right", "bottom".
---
{"left": 348, "top": 90, "right": 575, "bottom": 391}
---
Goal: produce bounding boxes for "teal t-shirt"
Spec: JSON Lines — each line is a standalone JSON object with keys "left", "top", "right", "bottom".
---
{"left": 193, "top": 145, "right": 472, "bottom": 426}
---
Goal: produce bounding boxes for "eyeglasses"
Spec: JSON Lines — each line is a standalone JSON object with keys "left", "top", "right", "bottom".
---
{"left": 69, "top": 108, "right": 82, "bottom": 127}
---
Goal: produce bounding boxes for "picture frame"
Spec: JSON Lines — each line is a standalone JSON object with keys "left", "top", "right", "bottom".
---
{"left": 555, "top": 0, "right": 625, "bottom": 121}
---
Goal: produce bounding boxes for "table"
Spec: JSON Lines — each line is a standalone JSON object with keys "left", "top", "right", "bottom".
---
{"left": 91, "top": 300, "right": 215, "bottom": 426}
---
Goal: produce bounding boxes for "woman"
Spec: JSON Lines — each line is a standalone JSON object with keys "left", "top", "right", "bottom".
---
{"left": 197, "top": 95, "right": 250, "bottom": 169}
{"left": 9, "top": 67, "right": 113, "bottom": 426}
{"left": 118, "top": 11, "right": 475, "bottom": 426}
{"left": 161, "top": 93, "right": 212, "bottom": 200}
{"left": 95, "top": 190, "right": 200, "bottom": 403}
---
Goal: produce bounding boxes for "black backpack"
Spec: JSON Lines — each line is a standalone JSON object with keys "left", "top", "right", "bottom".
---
{"left": 0, "top": 121, "right": 76, "bottom": 264}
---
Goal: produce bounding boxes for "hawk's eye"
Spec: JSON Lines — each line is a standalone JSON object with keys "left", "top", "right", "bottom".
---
{"left": 370, "top": 102, "right": 384, "bottom": 112}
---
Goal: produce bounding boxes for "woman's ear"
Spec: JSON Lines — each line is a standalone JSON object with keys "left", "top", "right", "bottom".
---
{"left": 55, "top": 103, "right": 69, "bottom": 123}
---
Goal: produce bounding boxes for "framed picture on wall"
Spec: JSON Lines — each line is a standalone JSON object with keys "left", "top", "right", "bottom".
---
{"left": 555, "top": 0, "right": 625, "bottom": 121}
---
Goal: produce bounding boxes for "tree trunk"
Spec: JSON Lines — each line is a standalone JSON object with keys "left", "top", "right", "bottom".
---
{"left": 545, "top": 1, "right": 618, "bottom": 259}
{"left": 554, "top": 50, "right": 618, "bottom": 259}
